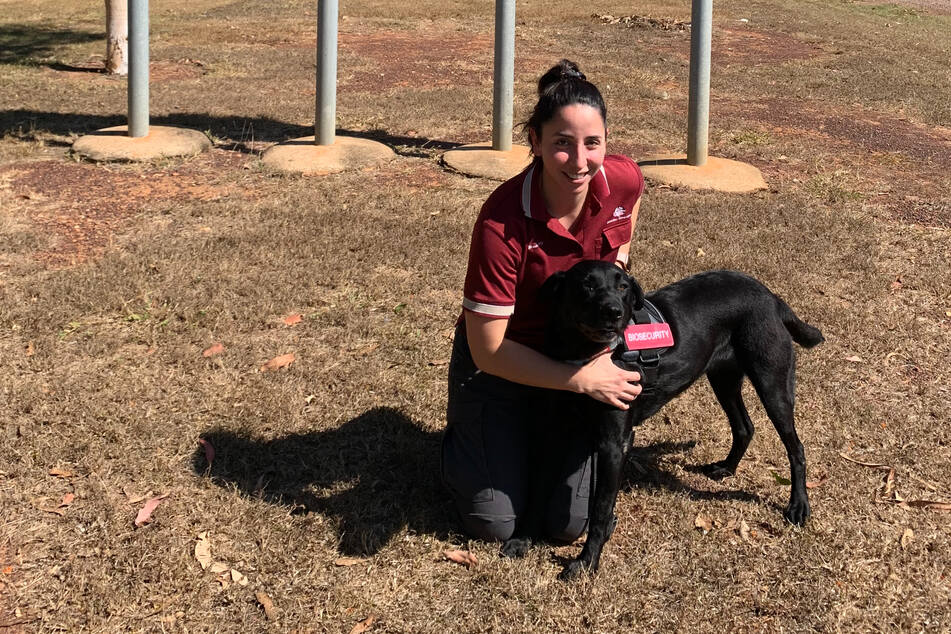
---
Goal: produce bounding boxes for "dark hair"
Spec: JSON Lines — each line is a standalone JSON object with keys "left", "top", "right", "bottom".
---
{"left": 525, "top": 59, "right": 607, "bottom": 145}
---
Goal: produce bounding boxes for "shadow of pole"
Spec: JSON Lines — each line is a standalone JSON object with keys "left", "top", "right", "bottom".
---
{"left": 0, "top": 109, "right": 463, "bottom": 157}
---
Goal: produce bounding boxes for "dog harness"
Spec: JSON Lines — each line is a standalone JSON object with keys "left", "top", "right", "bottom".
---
{"left": 614, "top": 299, "right": 674, "bottom": 391}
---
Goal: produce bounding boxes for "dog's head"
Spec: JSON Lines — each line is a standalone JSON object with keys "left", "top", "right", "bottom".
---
{"left": 539, "top": 260, "right": 645, "bottom": 345}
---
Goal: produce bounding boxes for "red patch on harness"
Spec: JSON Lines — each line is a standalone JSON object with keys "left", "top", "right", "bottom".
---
{"left": 623, "top": 323, "right": 674, "bottom": 350}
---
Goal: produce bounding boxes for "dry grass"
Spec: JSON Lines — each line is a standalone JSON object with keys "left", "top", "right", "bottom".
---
{"left": 2, "top": 0, "right": 950, "bottom": 632}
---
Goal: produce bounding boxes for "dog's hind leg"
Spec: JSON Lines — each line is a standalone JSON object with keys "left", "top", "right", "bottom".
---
{"left": 745, "top": 348, "right": 810, "bottom": 526}
{"left": 701, "top": 366, "right": 755, "bottom": 480}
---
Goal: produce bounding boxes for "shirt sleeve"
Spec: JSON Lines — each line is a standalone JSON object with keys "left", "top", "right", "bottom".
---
{"left": 462, "top": 218, "right": 521, "bottom": 319}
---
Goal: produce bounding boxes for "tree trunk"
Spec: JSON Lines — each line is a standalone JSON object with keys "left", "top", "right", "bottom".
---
{"left": 105, "top": 0, "right": 128, "bottom": 75}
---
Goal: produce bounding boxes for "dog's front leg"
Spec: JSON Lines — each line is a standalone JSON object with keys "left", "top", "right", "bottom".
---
{"left": 559, "top": 413, "right": 631, "bottom": 580}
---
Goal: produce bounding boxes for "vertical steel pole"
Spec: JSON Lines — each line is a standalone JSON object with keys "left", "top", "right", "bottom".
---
{"left": 687, "top": 0, "right": 712, "bottom": 165}
{"left": 492, "top": 0, "right": 515, "bottom": 151}
{"left": 128, "top": 0, "right": 149, "bottom": 138}
{"left": 316, "top": 0, "right": 338, "bottom": 146}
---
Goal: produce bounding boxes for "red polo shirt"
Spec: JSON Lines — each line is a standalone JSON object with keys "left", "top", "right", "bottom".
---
{"left": 462, "top": 154, "right": 644, "bottom": 351}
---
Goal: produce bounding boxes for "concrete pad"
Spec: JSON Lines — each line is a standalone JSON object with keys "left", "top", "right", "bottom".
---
{"left": 260, "top": 136, "right": 395, "bottom": 175}
{"left": 72, "top": 125, "right": 211, "bottom": 162}
{"left": 638, "top": 154, "right": 768, "bottom": 193}
{"left": 442, "top": 143, "right": 532, "bottom": 181}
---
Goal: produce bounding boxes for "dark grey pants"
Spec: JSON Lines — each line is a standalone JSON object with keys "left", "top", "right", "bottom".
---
{"left": 441, "top": 324, "right": 597, "bottom": 543}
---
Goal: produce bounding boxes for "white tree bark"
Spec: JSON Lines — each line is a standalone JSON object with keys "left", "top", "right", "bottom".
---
{"left": 105, "top": 0, "right": 128, "bottom": 75}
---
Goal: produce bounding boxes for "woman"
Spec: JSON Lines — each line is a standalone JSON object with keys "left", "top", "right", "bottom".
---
{"left": 442, "top": 60, "right": 645, "bottom": 543}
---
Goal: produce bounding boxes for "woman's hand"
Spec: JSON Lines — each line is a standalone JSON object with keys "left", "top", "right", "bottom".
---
{"left": 569, "top": 351, "right": 642, "bottom": 409}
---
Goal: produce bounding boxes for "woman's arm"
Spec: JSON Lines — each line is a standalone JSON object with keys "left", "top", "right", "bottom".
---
{"left": 465, "top": 312, "right": 642, "bottom": 409}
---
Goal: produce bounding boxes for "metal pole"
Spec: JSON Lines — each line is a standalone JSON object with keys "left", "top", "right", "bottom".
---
{"left": 316, "top": 0, "right": 338, "bottom": 146}
{"left": 687, "top": 0, "right": 712, "bottom": 165}
{"left": 128, "top": 0, "right": 149, "bottom": 138}
{"left": 491, "top": 0, "right": 515, "bottom": 151}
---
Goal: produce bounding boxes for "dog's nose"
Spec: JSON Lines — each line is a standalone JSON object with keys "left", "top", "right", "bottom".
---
{"left": 601, "top": 304, "right": 623, "bottom": 322}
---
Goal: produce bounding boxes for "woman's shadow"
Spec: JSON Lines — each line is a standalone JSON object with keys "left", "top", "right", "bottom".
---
{"left": 192, "top": 407, "right": 454, "bottom": 556}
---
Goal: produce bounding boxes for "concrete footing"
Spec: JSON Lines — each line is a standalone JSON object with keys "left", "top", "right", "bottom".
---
{"left": 442, "top": 143, "right": 531, "bottom": 181}
{"left": 72, "top": 125, "right": 211, "bottom": 161}
{"left": 638, "top": 155, "right": 767, "bottom": 193}
{"left": 260, "top": 136, "right": 395, "bottom": 175}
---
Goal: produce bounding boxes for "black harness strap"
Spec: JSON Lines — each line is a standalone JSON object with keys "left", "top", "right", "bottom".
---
{"left": 615, "top": 299, "right": 671, "bottom": 390}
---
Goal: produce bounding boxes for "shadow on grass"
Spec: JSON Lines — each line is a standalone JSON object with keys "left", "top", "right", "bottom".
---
{"left": 0, "top": 25, "right": 101, "bottom": 65}
{"left": 0, "top": 109, "right": 462, "bottom": 157}
{"left": 193, "top": 407, "right": 454, "bottom": 556}
{"left": 622, "top": 440, "right": 769, "bottom": 509}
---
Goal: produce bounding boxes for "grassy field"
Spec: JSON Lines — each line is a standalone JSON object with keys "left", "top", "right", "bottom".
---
{"left": 1, "top": 0, "right": 950, "bottom": 631}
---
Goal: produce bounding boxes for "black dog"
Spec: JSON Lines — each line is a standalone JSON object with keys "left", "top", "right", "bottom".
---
{"left": 502, "top": 260, "right": 824, "bottom": 579}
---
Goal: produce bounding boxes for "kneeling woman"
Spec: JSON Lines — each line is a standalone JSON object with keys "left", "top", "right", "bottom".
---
{"left": 442, "top": 60, "right": 645, "bottom": 542}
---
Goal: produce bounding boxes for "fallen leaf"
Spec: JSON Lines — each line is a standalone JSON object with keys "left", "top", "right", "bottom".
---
{"left": 48, "top": 468, "right": 74, "bottom": 479}
{"left": 209, "top": 562, "right": 229, "bottom": 574}
{"left": 283, "top": 313, "right": 302, "bottom": 326}
{"left": 806, "top": 478, "right": 827, "bottom": 489}
{"left": 443, "top": 549, "right": 478, "bottom": 568}
{"left": 202, "top": 342, "right": 225, "bottom": 358}
{"left": 230, "top": 569, "right": 249, "bottom": 586}
{"left": 198, "top": 438, "right": 215, "bottom": 466}
{"left": 195, "top": 533, "right": 213, "bottom": 570}
{"left": 350, "top": 615, "right": 375, "bottom": 634}
{"left": 696, "top": 247, "right": 706, "bottom": 257}
{"left": 737, "top": 520, "right": 752, "bottom": 542}
{"left": 25, "top": 342, "right": 35, "bottom": 356}
{"left": 844, "top": 355, "right": 863, "bottom": 363}
{"left": 839, "top": 453, "right": 891, "bottom": 470}
{"left": 60, "top": 493, "right": 75, "bottom": 507}
{"left": 882, "top": 468, "right": 896, "bottom": 497}
{"left": 134, "top": 494, "right": 168, "bottom": 527}
{"left": 694, "top": 513, "right": 713, "bottom": 534}
{"left": 334, "top": 557, "right": 368, "bottom": 567}
{"left": 771, "top": 471, "right": 792, "bottom": 486}
{"left": 260, "top": 353, "right": 295, "bottom": 372}
{"left": 2, "top": 565, "right": 13, "bottom": 574}
{"left": 900, "top": 528, "right": 914, "bottom": 549}
{"left": 890, "top": 277, "right": 903, "bottom": 290}
{"left": 255, "top": 591, "right": 278, "bottom": 621}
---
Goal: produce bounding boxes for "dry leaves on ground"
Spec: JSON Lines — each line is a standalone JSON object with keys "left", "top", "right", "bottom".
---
{"left": 260, "top": 353, "right": 295, "bottom": 372}
{"left": 202, "top": 342, "right": 225, "bottom": 357}
{"left": 256, "top": 592, "right": 278, "bottom": 621}
{"left": 283, "top": 313, "right": 302, "bottom": 326}
{"left": 443, "top": 550, "right": 478, "bottom": 568}
{"left": 350, "top": 615, "right": 375, "bottom": 634}
{"left": 134, "top": 494, "right": 168, "bottom": 527}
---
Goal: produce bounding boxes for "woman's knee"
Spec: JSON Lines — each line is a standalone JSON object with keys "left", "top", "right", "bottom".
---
{"left": 460, "top": 512, "right": 517, "bottom": 542}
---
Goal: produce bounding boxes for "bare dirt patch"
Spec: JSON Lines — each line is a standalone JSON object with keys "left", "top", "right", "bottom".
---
{"left": 1, "top": 150, "right": 252, "bottom": 265}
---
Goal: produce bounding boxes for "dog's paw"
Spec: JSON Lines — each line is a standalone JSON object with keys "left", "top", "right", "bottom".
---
{"left": 699, "top": 461, "right": 735, "bottom": 481}
{"left": 500, "top": 537, "right": 533, "bottom": 558}
{"left": 784, "top": 499, "right": 811, "bottom": 526}
{"left": 558, "top": 558, "right": 595, "bottom": 581}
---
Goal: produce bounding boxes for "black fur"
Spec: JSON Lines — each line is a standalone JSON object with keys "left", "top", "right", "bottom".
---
{"left": 503, "top": 261, "right": 824, "bottom": 579}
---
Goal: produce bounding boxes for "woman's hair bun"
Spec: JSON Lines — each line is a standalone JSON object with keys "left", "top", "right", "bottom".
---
{"left": 537, "top": 59, "right": 586, "bottom": 96}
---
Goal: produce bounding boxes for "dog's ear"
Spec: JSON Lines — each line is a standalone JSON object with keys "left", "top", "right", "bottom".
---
{"left": 538, "top": 271, "right": 566, "bottom": 303}
{"left": 627, "top": 273, "right": 645, "bottom": 310}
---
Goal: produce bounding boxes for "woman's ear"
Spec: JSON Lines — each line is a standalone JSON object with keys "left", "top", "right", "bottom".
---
{"left": 528, "top": 128, "right": 541, "bottom": 157}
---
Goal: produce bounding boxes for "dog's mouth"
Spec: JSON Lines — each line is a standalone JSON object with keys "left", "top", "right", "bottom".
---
{"left": 577, "top": 323, "right": 623, "bottom": 344}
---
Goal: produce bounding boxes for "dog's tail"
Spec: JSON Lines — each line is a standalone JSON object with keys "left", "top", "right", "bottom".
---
{"left": 777, "top": 297, "right": 825, "bottom": 348}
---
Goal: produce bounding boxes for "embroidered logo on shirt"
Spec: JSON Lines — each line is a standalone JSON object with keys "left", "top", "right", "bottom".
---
{"left": 607, "top": 206, "right": 631, "bottom": 225}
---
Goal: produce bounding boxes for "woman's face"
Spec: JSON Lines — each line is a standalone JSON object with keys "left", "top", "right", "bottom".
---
{"left": 530, "top": 103, "right": 607, "bottom": 201}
